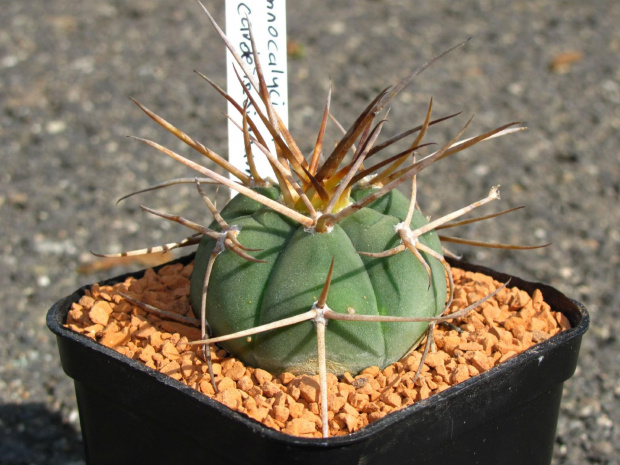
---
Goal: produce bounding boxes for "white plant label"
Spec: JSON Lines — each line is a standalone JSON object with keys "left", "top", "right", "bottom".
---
{"left": 225, "top": 0, "right": 288, "bottom": 193}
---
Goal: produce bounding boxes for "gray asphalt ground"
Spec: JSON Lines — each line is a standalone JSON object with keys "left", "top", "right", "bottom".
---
{"left": 2, "top": 1, "right": 619, "bottom": 463}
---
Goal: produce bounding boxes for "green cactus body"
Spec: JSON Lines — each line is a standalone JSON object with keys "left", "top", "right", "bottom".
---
{"left": 190, "top": 187, "right": 446, "bottom": 375}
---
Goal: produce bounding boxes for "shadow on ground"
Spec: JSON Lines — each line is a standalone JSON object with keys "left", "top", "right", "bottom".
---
{"left": 0, "top": 403, "right": 84, "bottom": 465}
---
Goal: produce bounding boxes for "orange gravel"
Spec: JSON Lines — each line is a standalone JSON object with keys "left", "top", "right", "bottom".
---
{"left": 65, "top": 261, "right": 571, "bottom": 438}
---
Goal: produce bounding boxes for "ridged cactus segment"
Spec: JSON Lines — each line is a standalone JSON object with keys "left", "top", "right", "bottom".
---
{"left": 340, "top": 190, "right": 446, "bottom": 364}
{"left": 253, "top": 223, "right": 383, "bottom": 375}
{"left": 190, "top": 207, "right": 295, "bottom": 366}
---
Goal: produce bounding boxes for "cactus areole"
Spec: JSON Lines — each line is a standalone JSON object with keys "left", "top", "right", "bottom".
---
{"left": 189, "top": 186, "right": 446, "bottom": 375}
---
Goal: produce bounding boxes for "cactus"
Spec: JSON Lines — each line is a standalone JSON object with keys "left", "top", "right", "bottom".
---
{"left": 97, "top": 3, "right": 544, "bottom": 437}
{"left": 188, "top": 183, "right": 450, "bottom": 376}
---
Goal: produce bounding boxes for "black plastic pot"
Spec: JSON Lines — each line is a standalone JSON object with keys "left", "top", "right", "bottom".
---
{"left": 47, "top": 256, "right": 589, "bottom": 465}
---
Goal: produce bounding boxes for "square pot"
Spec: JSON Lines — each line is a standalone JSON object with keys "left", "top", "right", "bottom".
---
{"left": 47, "top": 256, "right": 589, "bottom": 465}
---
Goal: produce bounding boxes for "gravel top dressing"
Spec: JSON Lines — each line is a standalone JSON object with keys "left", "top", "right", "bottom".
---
{"left": 65, "top": 261, "right": 570, "bottom": 438}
